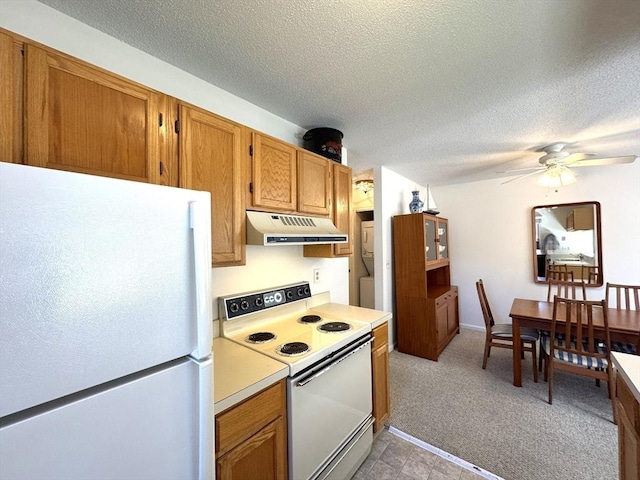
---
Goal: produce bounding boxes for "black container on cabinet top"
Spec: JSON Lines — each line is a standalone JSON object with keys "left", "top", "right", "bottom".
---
{"left": 302, "top": 128, "right": 343, "bottom": 163}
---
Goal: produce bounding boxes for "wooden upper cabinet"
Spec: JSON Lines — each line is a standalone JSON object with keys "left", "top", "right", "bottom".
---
{"left": 178, "top": 103, "right": 245, "bottom": 267}
{"left": 250, "top": 132, "right": 297, "bottom": 212}
{"left": 24, "top": 44, "right": 170, "bottom": 184}
{"left": 0, "top": 30, "right": 23, "bottom": 164}
{"left": 297, "top": 150, "right": 332, "bottom": 217}
{"left": 304, "top": 163, "right": 353, "bottom": 258}
{"left": 332, "top": 163, "right": 354, "bottom": 256}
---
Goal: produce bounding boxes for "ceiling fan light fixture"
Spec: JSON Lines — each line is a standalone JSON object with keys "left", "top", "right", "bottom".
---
{"left": 537, "top": 165, "right": 577, "bottom": 188}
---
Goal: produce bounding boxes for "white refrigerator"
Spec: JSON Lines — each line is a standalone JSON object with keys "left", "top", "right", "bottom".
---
{"left": 0, "top": 162, "right": 214, "bottom": 480}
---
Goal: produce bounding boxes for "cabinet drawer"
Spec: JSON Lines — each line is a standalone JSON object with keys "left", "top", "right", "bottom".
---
{"left": 434, "top": 287, "right": 458, "bottom": 307}
{"left": 216, "top": 381, "right": 284, "bottom": 455}
{"left": 372, "top": 323, "right": 388, "bottom": 350}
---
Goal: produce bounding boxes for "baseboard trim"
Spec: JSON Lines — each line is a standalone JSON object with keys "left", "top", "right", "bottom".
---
{"left": 387, "top": 426, "right": 504, "bottom": 480}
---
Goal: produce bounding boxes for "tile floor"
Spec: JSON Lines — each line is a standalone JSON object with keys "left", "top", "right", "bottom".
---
{"left": 353, "top": 427, "right": 490, "bottom": 480}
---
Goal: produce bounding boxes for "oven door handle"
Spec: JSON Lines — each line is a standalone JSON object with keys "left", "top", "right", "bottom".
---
{"left": 296, "top": 336, "right": 373, "bottom": 387}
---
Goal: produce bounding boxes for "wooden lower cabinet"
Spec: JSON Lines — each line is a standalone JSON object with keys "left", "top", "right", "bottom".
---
{"left": 616, "top": 371, "right": 640, "bottom": 480}
{"left": 215, "top": 380, "right": 287, "bottom": 480}
{"left": 433, "top": 286, "right": 459, "bottom": 350}
{"left": 371, "top": 323, "right": 390, "bottom": 433}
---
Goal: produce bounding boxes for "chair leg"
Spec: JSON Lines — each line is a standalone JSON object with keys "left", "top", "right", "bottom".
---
{"left": 547, "top": 361, "right": 554, "bottom": 405}
{"left": 609, "top": 368, "right": 617, "bottom": 425}
{"left": 520, "top": 341, "right": 525, "bottom": 359}
{"left": 538, "top": 341, "right": 544, "bottom": 372}
{"left": 482, "top": 341, "right": 490, "bottom": 369}
{"left": 530, "top": 341, "right": 538, "bottom": 383}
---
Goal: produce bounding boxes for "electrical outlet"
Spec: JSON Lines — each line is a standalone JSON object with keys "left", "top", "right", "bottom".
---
{"left": 313, "top": 268, "right": 320, "bottom": 283}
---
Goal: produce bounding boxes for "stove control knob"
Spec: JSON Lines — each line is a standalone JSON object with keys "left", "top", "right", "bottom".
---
{"left": 304, "top": 286, "right": 310, "bottom": 295}
{"left": 240, "top": 300, "right": 249, "bottom": 311}
{"left": 229, "top": 302, "right": 239, "bottom": 314}
{"left": 297, "top": 287, "right": 304, "bottom": 297}
{"left": 286, "top": 290, "right": 294, "bottom": 300}
{"left": 254, "top": 296, "right": 264, "bottom": 307}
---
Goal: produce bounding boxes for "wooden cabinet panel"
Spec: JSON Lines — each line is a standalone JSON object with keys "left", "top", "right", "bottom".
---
{"left": 24, "top": 44, "right": 168, "bottom": 184}
{"left": 216, "top": 417, "right": 286, "bottom": 480}
{"left": 304, "top": 162, "right": 353, "bottom": 258}
{"left": 616, "top": 373, "right": 640, "bottom": 480}
{"left": 215, "top": 380, "right": 287, "bottom": 480}
{"left": 178, "top": 103, "right": 245, "bottom": 266}
{"left": 372, "top": 323, "right": 390, "bottom": 433}
{"left": 332, "top": 163, "right": 354, "bottom": 256}
{"left": 0, "top": 30, "right": 23, "bottom": 164}
{"left": 297, "top": 150, "right": 331, "bottom": 217}
{"left": 250, "top": 132, "right": 297, "bottom": 212}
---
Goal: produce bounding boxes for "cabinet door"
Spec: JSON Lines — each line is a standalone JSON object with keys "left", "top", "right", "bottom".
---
{"left": 250, "top": 132, "right": 297, "bottom": 212}
{"left": 437, "top": 219, "right": 449, "bottom": 260}
{"left": 178, "top": 104, "right": 245, "bottom": 266}
{"left": 297, "top": 150, "right": 331, "bottom": 216}
{"left": 0, "top": 31, "right": 22, "bottom": 164}
{"left": 24, "top": 44, "right": 167, "bottom": 184}
{"left": 447, "top": 289, "right": 459, "bottom": 336}
{"left": 216, "top": 417, "right": 287, "bottom": 480}
{"left": 371, "top": 324, "right": 390, "bottom": 433}
{"left": 436, "top": 301, "right": 448, "bottom": 345}
{"left": 332, "top": 163, "right": 353, "bottom": 256}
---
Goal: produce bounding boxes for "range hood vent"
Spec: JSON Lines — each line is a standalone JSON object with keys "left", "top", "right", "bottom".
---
{"left": 246, "top": 211, "right": 348, "bottom": 246}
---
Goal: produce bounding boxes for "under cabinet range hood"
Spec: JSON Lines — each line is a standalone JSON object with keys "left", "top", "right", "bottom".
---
{"left": 246, "top": 211, "right": 348, "bottom": 246}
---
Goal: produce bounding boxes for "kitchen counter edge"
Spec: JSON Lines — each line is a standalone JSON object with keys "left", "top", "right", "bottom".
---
{"left": 611, "top": 351, "right": 640, "bottom": 403}
{"left": 213, "top": 337, "right": 288, "bottom": 415}
{"left": 308, "top": 299, "right": 392, "bottom": 329}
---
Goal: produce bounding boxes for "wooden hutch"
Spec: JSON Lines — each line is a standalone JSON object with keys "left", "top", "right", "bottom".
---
{"left": 392, "top": 213, "right": 459, "bottom": 361}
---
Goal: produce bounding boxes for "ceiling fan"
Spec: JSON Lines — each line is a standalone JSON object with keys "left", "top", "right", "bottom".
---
{"left": 500, "top": 142, "right": 638, "bottom": 186}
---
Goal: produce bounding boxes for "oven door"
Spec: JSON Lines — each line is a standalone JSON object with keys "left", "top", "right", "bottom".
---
{"left": 287, "top": 335, "right": 373, "bottom": 480}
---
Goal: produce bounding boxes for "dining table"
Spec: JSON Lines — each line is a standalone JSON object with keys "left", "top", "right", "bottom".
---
{"left": 509, "top": 298, "right": 640, "bottom": 387}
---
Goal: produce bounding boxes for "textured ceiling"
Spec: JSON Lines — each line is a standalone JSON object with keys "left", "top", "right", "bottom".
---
{"left": 37, "top": 0, "right": 640, "bottom": 186}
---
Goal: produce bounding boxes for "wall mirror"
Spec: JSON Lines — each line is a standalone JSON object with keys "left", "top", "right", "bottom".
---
{"left": 531, "top": 201, "right": 603, "bottom": 286}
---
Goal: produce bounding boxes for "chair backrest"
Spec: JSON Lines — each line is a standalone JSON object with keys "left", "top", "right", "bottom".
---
{"left": 582, "top": 266, "right": 600, "bottom": 285}
{"left": 550, "top": 296, "right": 610, "bottom": 361}
{"left": 546, "top": 277, "right": 585, "bottom": 302}
{"left": 546, "top": 265, "right": 571, "bottom": 281}
{"left": 476, "top": 279, "right": 494, "bottom": 329}
{"left": 606, "top": 282, "right": 640, "bottom": 311}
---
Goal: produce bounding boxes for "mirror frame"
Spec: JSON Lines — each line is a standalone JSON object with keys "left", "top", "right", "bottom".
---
{"left": 531, "top": 201, "right": 603, "bottom": 287}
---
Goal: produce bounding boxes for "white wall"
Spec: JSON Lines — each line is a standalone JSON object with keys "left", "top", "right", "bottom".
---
{"left": 375, "top": 166, "right": 429, "bottom": 346}
{"left": 1, "top": 0, "right": 350, "bottom": 327}
{"left": 433, "top": 161, "right": 640, "bottom": 331}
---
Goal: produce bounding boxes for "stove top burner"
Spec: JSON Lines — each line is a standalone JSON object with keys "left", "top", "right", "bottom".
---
{"left": 299, "top": 314, "right": 322, "bottom": 324}
{"left": 277, "top": 342, "right": 311, "bottom": 356}
{"left": 318, "top": 321, "right": 352, "bottom": 333}
{"left": 246, "top": 332, "right": 276, "bottom": 343}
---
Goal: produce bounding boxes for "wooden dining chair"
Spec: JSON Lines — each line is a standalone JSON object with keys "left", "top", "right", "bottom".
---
{"left": 606, "top": 282, "right": 640, "bottom": 355}
{"left": 540, "top": 277, "right": 587, "bottom": 372}
{"left": 546, "top": 276, "right": 585, "bottom": 302}
{"left": 546, "top": 265, "right": 570, "bottom": 281}
{"left": 541, "top": 296, "right": 616, "bottom": 421}
{"left": 476, "top": 279, "right": 539, "bottom": 382}
{"left": 581, "top": 266, "right": 600, "bottom": 285}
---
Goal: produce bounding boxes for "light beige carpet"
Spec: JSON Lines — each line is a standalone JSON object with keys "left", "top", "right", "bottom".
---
{"left": 388, "top": 328, "right": 617, "bottom": 480}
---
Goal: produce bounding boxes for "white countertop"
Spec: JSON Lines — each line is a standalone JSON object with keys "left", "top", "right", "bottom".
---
{"left": 213, "top": 337, "right": 288, "bottom": 415}
{"left": 611, "top": 352, "right": 640, "bottom": 403}
{"left": 308, "top": 301, "right": 392, "bottom": 329}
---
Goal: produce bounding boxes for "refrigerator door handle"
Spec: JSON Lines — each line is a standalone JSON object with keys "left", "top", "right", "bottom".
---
{"left": 194, "top": 357, "right": 214, "bottom": 480}
{"left": 190, "top": 200, "right": 213, "bottom": 360}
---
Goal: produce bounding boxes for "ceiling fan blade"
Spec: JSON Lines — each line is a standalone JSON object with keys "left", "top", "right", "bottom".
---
{"left": 570, "top": 155, "right": 638, "bottom": 167}
{"left": 564, "top": 153, "right": 597, "bottom": 165}
{"left": 497, "top": 166, "right": 545, "bottom": 174}
{"left": 501, "top": 169, "right": 544, "bottom": 185}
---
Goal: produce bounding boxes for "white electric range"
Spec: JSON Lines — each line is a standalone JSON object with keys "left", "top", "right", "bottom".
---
{"left": 219, "top": 282, "right": 374, "bottom": 480}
